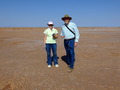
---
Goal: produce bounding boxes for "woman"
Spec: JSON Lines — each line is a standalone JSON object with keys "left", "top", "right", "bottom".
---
{"left": 43, "top": 21, "right": 59, "bottom": 68}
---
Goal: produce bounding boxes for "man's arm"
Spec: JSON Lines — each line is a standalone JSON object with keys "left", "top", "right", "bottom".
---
{"left": 60, "top": 28, "right": 65, "bottom": 38}
{"left": 73, "top": 23, "right": 80, "bottom": 47}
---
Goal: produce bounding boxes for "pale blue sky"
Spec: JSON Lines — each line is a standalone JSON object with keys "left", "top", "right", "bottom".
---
{"left": 0, "top": 0, "right": 120, "bottom": 27}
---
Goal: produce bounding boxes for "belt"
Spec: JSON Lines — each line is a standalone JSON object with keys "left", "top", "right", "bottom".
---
{"left": 64, "top": 37, "right": 75, "bottom": 41}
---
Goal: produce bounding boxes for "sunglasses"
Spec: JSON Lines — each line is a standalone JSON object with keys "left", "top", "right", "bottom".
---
{"left": 48, "top": 24, "right": 53, "bottom": 26}
{"left": 63, "top": 18, "right": 70, "bottom": 20}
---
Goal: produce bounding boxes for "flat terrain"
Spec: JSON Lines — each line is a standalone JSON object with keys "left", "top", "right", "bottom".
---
{"left": 0, "top": 28, "right": 120, "bottom": 90}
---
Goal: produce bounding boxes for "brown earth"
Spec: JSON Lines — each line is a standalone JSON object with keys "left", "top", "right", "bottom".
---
{"left": 0, "top": 28, "right": 120, "bottom": 90}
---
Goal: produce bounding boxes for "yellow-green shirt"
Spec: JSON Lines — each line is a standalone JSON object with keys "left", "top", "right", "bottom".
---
{"left": 44, "top": 28, "right": 58, "bottom": 44}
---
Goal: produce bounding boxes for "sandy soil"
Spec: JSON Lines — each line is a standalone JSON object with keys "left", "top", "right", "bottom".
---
{"left": 0, "top": 28, "right": 120, "bottom": 90}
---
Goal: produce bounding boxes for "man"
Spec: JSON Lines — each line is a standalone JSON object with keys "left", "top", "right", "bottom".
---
{"left": 61, "top": 14, "right": 80, "bottom": 72}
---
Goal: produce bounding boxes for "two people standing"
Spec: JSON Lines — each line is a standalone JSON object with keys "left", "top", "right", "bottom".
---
{"left": 43, "top": 15, "right": 80, "bottom": 72}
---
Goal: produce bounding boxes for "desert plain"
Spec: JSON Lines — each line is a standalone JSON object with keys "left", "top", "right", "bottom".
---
{"left": 0, "top": 27, "right": 120, "bottom": 90}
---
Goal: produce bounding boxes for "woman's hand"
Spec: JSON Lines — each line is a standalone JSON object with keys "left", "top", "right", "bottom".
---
{"left": 43, "top": 35, "right": 46, "bottom": 48}
{"left": 43, "top": 43, "right": 46, "bottom": 48}
{"left": 53, "top": 34, "right": 58, "bottom": 39}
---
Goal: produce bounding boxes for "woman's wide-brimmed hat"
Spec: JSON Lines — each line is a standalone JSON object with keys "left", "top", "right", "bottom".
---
{"left": 61, "top": 14, "right": 72, "bottom": 21}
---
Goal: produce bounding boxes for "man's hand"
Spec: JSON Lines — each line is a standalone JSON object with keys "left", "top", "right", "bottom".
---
{"left": 61, "top": 36, "right": 65, "bottom": 38}
{"left": 74, "top": 42, "right": 78, "bottom": 47}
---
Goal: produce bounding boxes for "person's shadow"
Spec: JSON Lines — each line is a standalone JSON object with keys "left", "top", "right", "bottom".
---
{"left": 61, "top": 55, "right": 69, "bottom": 65}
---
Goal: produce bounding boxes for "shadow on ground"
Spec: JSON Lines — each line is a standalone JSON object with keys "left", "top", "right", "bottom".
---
{"left": 61, "top": 55, "right": 69, "bottom": 65}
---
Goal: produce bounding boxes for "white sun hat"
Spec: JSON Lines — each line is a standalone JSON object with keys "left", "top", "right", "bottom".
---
{"left": 47, "top": 21, "right": 54, "bottom": 25}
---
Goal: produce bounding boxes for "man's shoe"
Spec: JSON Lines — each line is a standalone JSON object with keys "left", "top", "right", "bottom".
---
{"left": 55, "top": 64, "right": 59, "bottom": 67}
{"left": 48, "top": 65, "right": 52, "bottom": 68}
{"left": 68, "top": 68, "right": 74, "bottom": 73}
{"left": 67, "top": 65, "right": 70, "bottom": 68}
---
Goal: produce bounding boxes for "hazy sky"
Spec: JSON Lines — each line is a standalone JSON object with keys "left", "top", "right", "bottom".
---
{"left": 0, "top": 0, "right": 120, "bottom": 27}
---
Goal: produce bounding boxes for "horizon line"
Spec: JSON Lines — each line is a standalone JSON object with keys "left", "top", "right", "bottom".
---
{"left": 0, "top": 26, "right": 120, "bottom": 28}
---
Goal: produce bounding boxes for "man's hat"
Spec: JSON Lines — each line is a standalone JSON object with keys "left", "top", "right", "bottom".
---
{"left": 61, "top": 14, "right": 72, "bottom": 21}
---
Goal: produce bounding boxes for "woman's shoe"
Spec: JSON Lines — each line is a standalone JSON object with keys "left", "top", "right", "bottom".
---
{"left": 48, "top": 65, "right": 52, "bottom": 68}
{"left": 55, "top": 64, "right": 59, "bottom": 67}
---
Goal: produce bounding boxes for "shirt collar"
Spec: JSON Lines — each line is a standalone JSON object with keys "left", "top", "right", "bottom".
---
{"left": 64, "top": 22, "right": 71, "bottom": 26}
{"left": 48, "top": 27, "right": 54, "bottom": 30}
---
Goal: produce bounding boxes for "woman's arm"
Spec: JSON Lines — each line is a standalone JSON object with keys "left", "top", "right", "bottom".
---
{"left": 44, "top": 34, "right": 47, "bottom": 46}
{"left": 53, "top": 29, "right": 59, "bottom": 39}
